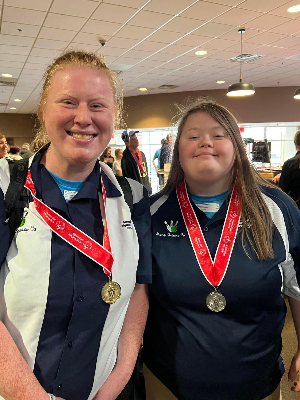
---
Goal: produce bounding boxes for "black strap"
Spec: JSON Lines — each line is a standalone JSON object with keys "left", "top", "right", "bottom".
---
{"left": 5, "top": 158, "right": 29, "bottom": 243}
{"left": 116, "top": 175, "right": 133, "bottom": 213}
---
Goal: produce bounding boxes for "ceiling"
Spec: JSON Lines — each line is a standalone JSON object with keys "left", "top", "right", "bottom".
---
{"left": 1, "top": 0, "right": 300, "bottom": 114}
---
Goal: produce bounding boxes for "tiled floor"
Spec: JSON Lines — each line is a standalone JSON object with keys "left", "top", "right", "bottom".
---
{"left": 281, "top": 297, "right": 298, "bottom": 400}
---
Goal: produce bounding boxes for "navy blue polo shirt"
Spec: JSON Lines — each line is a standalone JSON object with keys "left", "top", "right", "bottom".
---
{"left": 144, "top": 187, "right": 300, "bottom": 400}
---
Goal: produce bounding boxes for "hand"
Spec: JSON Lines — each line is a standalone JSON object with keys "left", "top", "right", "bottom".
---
{"left": 288, "top": 350, "right": 300, "bottom": 391}
{"left": 272, "top": 173, "right": 281, "bottom": 184}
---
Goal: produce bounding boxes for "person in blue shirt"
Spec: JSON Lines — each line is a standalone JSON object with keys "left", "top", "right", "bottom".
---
{"left": 143, "top": 98, "right": 300, "bottom": 400}
{"left": 0, "top": 51, "right": 151, "bottom": 400}
{"left": 152, "top": 139, "right": 166, "bottom": 188}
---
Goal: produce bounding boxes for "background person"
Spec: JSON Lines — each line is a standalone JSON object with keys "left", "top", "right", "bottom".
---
{"left": 278, "top": 129, "right": 300, "bottom": 208}
{"left": 160, "top": 133, "right": 174, "bottom": 171}
{"left": 0, "top": 50, "right": 151, "bottom": 400}
{"left": 121, "top": 129, "right": 152, "bottom": 195}
{"left": 8, "top": 145, "right": 22, "bottom": 160}
{"left": 20, "top": 142, "right": 33, "bottom": 159}
{"left": 0, "top": 134, "right": 8, "bottom": 158}
{"left": 99, "top": 146, "right": 114, "bottom": 169}
{"left": 152, "top": 139, "right": 165, "bottom": 188}
{"left": 113, "top": 148, "right": 123, "bottom": 176}
{"left": 143, "top": 98, "right": 300, "bottom": 400}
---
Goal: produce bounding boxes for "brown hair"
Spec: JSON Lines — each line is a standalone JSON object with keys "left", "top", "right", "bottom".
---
{"left": 32, "top": 50, "right": 123, "bottom": 151}
{"left": 294, "top": 129, "right": 300, "bottom": 168}
{"left": 164, "top": 97, "right": 275, "bottom": 261}
{"left": 0, "top": 134, "right": 6, "bottom": 140}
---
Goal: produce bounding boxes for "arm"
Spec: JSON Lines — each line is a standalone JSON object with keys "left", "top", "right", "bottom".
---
{"left": 0, "top": 321, "right": 62, "bottom": 400}
{"left": 279, "top": 162, "right": 292, "bottom": 194}
{"left": 93, "top": 284, "right": 149, "bottom": 400}
{"left": 116, "top": 169, "right": 122, "bottom": 176}
{"left": 152, "top": 159, "right": 158, "bottom": 174}
{"left": 288, "top": 297, "right": 300, "bottom": 391}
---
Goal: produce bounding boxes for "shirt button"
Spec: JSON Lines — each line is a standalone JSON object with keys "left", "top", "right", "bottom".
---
{"left": 203, "top": 227, "right": 209, "bottom": 232}
{"left": 68, "top": 341, "right": 73, "bottom": 348}
{"left": 76, "top": 295, "right": 84, "bottom": 302}
{"left": 57, "top": 384, "right": 63, "bottom": 390}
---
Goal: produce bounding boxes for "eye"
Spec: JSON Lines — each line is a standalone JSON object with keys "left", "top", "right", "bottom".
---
{"left": 91, "top": 103, "right": 102, "bottom": 109}
{"left": 62, "top": 100, "right": 75, "bottom": 106}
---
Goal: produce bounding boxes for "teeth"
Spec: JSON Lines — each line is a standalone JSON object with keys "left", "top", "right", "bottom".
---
{"left": 70, "top": 133, "right": 94, "bottom": 139}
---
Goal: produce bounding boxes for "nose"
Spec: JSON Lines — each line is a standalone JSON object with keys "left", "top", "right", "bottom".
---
{"left": 199, "top": 133, "right": 213, "bottom": 148}
{"left": 74, "top": 103, "right": 92, "bottom": 126}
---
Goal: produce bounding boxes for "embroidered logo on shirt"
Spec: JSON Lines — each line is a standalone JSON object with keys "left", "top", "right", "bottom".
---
{"left": 122, "top": 220, "right": 132, "bottom": 229}
{"left": 19, "top": 211, "right": 28, "bottom": 227}
{"left": 164, "top": 220, "right": 178, "bottom": 233}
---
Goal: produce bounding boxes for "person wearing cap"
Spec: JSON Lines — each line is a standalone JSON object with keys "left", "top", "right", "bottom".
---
{"left": 121, "top": 129, "right": 152, "bottom": 194}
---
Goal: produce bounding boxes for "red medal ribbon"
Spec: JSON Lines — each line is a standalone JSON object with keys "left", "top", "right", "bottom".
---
{"left": 176, "top": 181, "right": 241, "bottom": 287}
{"left": 24, "top": 170, "right": 114, "bottom": 276}
{"left": 130, "top": 148, "right": 144, "bottom": 173}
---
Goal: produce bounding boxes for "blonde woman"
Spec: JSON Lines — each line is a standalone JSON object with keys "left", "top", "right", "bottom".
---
{"left": 113, "top": 148, "right": 123, "bottom": 176}
{"left": 143, "top": 98, "right": 300, "bottom": 400}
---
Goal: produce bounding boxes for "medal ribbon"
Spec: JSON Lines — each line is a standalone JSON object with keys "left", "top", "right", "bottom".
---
{"left": 176, "top": 181, "right": 241, "bottom": 287}
{"left": 130, "top": 148, "right": 144, "bottom": 173}
{"left": 24, "top": 170, "right": 114, "bottom": 276}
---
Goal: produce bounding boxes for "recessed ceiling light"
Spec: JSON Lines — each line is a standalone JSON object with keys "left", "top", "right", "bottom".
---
{"left": 10, "top": 107, "right": 17, "bottom": 110}
{"left": 216, "top": 80, "right": 225, "bottom": 84}
{"left": 139, "top": 87, "right": 147, "bottom": 91}
{"left": 195, "top": 50, "right": 207, "bottom": 56}
{"left": 2, "top": 73, "right": 13, "bottom": 78}
{"left": 288, "top": 4, "right": 300, "bottom": 12}
{"left": 14, "top": 99, "right": 22, "bottom": 102}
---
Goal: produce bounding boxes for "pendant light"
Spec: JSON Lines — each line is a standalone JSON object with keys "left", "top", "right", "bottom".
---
{"left": 294, "top": 87, "right": 300, "bottom": 99}
{"left": 227, "top": 28, "right": 255, "bottom": 97}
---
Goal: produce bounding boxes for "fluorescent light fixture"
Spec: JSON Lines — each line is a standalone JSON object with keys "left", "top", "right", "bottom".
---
{"left": 216, "top": 80, "right": 225, "bottom": 84}
{"left": 10, "top": 107, "right": 17, "bottom": 110}
{"left": 294, "top": 87, "right": 300, "bottom": 99}
{"left": 139, "top": 87, "right": 147, "bottom": 91}
{"left": 288, "top": 4, "right": 300, "bottom": 12}
{"left": 195, "top": 50, "right": 207, "bottom": 56}
{"left": 2, "top": 73, "right": 13, "bottom": 77}
{"left": 14, "top": 99, "right": 22, "bottom": 102}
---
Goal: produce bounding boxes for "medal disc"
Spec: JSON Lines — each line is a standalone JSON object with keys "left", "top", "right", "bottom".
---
{"left": 206, "top": 291, "right": 226, "bottom": 312}
{"left": 101, "top": 281, "right": 121, "bottom": 304}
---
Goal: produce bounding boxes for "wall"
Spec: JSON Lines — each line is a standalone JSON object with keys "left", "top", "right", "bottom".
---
{"left": 123, "top": 86, "right": 300, "bottom": 128}
{"left": 0, "top": 114, "right": 37, "bottom": 147}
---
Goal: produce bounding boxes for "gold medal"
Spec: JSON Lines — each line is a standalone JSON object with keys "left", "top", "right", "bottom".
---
{"left": 101, "top": 280, "right": 121, "bottom": 304}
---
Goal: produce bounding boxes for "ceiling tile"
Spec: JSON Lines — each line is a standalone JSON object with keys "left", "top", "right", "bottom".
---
{"left": 102, "top": 0, "right": 147, "bottom": 7}
{"left": 50, "top": 0, "right": 98, "bottom": 18}
{"left": 106, "top": 36, "right": 139, "bottom": 49}
{"left": 71, "top": 32, "right": 102, "bottom": 45}
{"left": 218, "top": 27, "right": 257, "bottom": 41}
{"left": 146, "top": 29, "right": 184, "bottom": 44}
{"left": 213, "top": 7, "right": 262, "bottom": 26}
{"left": 245, "top": 14, "right": 290, "bottom": 30}
{"left": 202, "top": 37, "right": 238, "bottom": 50}
{"left": 193, "top": 22, "right": 236, "bottom": 37}
{"left": 163, "top": 17, "right": 206, "bottom": 34}
{"left": 144, "top": 0, "right": 196, "bottom": 16}
{"left": 116, "top": 49, "right": 153, "bottom": 60}
{"left": 269, "top": 1, "right": 300, "bottom": 18}
{"left": 81, "top": 19, "right": 122, "bottom": 37}
{"left": 4, "top": 0, "right": 52, "bottom": 11}
{"left": 245, "top": 31, "right": 288, "bottom": 45}
{"left": 128, "top": 10, "right": 172, "bottom": 29}
{"left": 0, "top": 61, "right": 24, "bottom": 69}
{"left": 66, "top": 44, "right": 100, "bottom": 52}
{"left": 252, "top": 45, "right": 284, "bottom": 56}
{"left": 23, "top": 62, "right": 47, "bottom": 71}
{"left": 34, "top": 38, "right": 69, "bottom": 50}
{"left": 44, "top": 13, "right": 86, "bottom": 31}
{"left": 0, "top": 22, "right": 41, "bottom": 37}
{"left": 0, "top": 44, "right": 31, "bottom": 55}
{"left": 133, "top": 40, "right": 166, "bottom": 52}
{"left": 30, "top": 48, "right": 62, "bottom": 58}
{"left": 0, "top": 54, "right": 27, "bottom": 62}
{"left": 221, "top": 41, "right": 259, "bottom": 53}
{"left": 162, "top": 43, "right": 195, "bottom": 55}
{"left": 175, "top": 34, "right": 212, "bottom": 47}
{"left": 91, "top": 3, "right": 138, "bottom": 24}
{"left": 115, "top": 25, "right": 154, "bottom": 40}
{"left": 2, "top": 6, "right": 46, "bottom": 25}
{"left": 0, "top": 34, "right": 35, "bottom": 47}
{"left": 270, "top": 36, "right": 300, "bottom": 48}
{"left": 239, "top": 0, "right": 290, "bottom": 13}
{"left": 181, "top": 1, "right": 231, "bottom": 22}
{"left": 97, "top": 47, "right": 126, "bottom": 57}
{"left": 269, "top": 20, "right": 300, "bottom": 35}
{"left": 38, "top": 27, "right": 77, "bottom": 42}
{"left": 26, "top": 55, "right": 54, "bottom": 64}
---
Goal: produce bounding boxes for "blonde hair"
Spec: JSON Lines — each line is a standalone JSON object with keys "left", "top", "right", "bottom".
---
{"left": 164, "top": 97, "right": 275, "bottom": 261}
{"left": 115, "top": 148, "right": 123, "bottom": 158}
{"left": 32, "top": 50, "right": 123, "bottom": 151}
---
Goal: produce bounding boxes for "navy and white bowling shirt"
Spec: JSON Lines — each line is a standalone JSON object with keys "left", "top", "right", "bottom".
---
{"left": 0, "top": 150, "right": 152, "bottom": 400}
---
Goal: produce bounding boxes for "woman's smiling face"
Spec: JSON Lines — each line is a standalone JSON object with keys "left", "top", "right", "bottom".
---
{"left": 42, "top": 65, "right": 115, "bottom": 172}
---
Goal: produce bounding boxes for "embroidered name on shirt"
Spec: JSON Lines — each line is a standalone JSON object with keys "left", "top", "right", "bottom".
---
{"left": 156, "top": 231, "right": 185, "bottom": 238}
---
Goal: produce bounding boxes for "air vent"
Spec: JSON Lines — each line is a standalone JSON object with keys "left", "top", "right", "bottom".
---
{"left": 0, "top": 103, "right": 8, "bottom": 106}
{"left": 158, "top": 84, "right": 179, "bottom": 90}
{"left": 230, "top": 54, "right": 263, "bottom": 63}
{"left": 0, "top": 80, "right": 16, "bottom": 86}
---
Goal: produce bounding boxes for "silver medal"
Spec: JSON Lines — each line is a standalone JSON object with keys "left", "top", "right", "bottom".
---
{"left": 206, "top": 290, "right": 226, "bottom": 312}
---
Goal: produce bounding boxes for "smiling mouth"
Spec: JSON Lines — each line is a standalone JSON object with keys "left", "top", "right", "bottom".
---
{"left": 67, "top": 131, "right": 96, "bottom": 140}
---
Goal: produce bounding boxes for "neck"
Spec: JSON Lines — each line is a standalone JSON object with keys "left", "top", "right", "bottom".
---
{"left": 129, "top": 145, "right": 138, "bottom": 153}
{"left": 41, "top": 145, "right": 95, "bottom": 181}
{"left": 185, "top": 177, "right": 231, "bottom": 196}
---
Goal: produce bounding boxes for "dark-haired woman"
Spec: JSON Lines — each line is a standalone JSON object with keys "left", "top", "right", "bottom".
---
{"left": 279, "top": 129, "right": 300, "bottom": 208}
{"left": 143, "top": 98, "right": 300, "bottom": 400}
{"left": 100, "top": 146, "right": 114, "bottom": 169}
